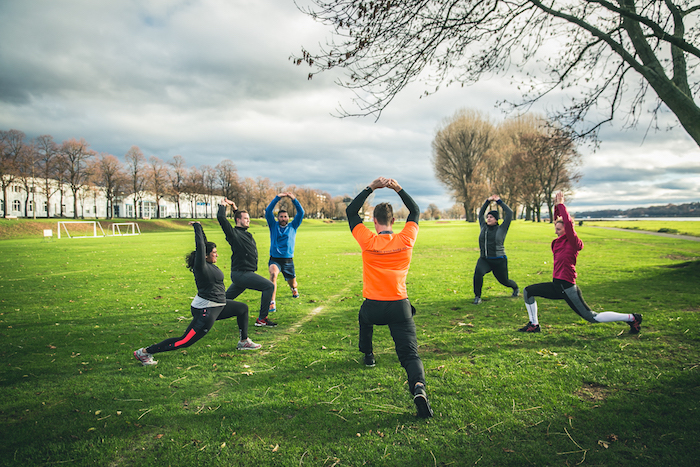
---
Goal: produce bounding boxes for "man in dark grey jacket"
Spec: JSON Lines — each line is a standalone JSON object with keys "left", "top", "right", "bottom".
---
{"left": 472, "top": 195, "right": 519, "bottom": 304}
{"left": 217, "top": 198, "right": 277, "bottom": 327}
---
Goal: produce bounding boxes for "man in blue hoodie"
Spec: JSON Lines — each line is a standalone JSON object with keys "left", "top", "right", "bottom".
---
{"left": 265, "top": 192, "right": 304, "bottom": 313}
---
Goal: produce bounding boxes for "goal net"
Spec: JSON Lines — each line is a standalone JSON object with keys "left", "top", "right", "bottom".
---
{"left": 57, "top": 221, "right": 106, "bottom": 239}
{"left": 111, "top": 222, "right": 141, "bottom": 236}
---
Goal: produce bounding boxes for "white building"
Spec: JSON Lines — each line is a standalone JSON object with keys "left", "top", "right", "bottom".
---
{"left": 1, "top": 176, "right": 217, "bottom": 219}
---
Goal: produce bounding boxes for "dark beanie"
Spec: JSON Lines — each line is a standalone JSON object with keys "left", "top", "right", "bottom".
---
{"left": 487, "top": 210, "right": 500, "bottom": 221}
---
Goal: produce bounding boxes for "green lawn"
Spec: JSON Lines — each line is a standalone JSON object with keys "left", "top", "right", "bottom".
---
{"left": 1, "top": 219, "right": 698, "bottom": 466}
{"left": 581, "top": 219, "right": 700, "bottom": 237}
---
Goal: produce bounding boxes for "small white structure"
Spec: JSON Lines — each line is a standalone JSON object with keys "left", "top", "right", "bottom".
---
{"left": 57, "top": 221, "right": 106, "bottom": 239}
{"left": 43, "top": 229, "right": 53, "bottom": 242}
{"left": 111, "top": 222, "right": 141, "bottom": 236}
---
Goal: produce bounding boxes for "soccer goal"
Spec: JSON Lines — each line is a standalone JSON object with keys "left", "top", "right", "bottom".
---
{"left": 57, "top": 221, "right": 106, "bottom": 239}
{"left": 111, "top": 222, "right": 141, "bottom": 236}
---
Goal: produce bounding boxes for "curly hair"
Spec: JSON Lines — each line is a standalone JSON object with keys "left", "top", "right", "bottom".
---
{"left": 185, "top": 242, "right": 216, "bottom": 271}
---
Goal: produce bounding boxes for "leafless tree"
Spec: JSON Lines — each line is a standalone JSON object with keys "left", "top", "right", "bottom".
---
{"left": 520, "top": 130, "right": 582, "bottom": 222}
{"left": 0, "top": 129, "right": 26, "bottom": 217}
{"left": 201, "top": 165, "right": 217, "bottom": 218}
{"left": 60, "top": 138, "right": 95, "bottom": 219}
{"left": 432, "top": 109, "right": 494, "bottom": 221}
{"left": 15, "top": 140, "right": 38, "bottom": 218}
{"left": 216, "top": 159, "right": 240, "bottom": 202}
{"left": 296, "top": 1, "right": 700, "bottom": 147}
{"left": 168, "top": 155, "right": 188, "bottom": 218}
{"left": 125, "top": 146, "right": 146, "bottom": 219}
{"left": 423, "top": 203, "right": 442, "bottom": 220}
{"left": 147, "top": 156, "right": 169, "bottom": 219}
{"left": 34, "top": 135, "right": 60, "bottom": 218}
{"left": 446, "top": 203, "right": 466, "bottom": 220}
{"left": 490, "top": 114, "right": 550, "bottom": 213}
{"left": 240, "top": 177, "right": 256, "bottom": 216}
{"left": 93, "top": 153, "right": 126, "bottom": 219}
{"left": 252, "top": 177, "right": 273, "bottom": 218}
{"left": 185, "top": 167, "right": 204, "bottom": 218}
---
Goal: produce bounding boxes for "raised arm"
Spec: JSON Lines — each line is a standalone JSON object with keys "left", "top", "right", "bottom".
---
{"left": 392, "top": 181, "right": 419, "bottom": 224}
{"left": 265, "top": 195, "right": 280, "bottom": 225}
{"left": 291, "top": 196, "right": 304, "bottom": 228}
{"left": 478, "top": 198, "right": 491, "bottom": 227}
{"left": 191, "top": 222, "right": 207, "bottom": 272}
{"left": 498, "top": 198, "right": 513, "bottom": 229}
{"left": 346, "top": 177, "right": 388, "bottom": 231}
{"left": 217, "top": 198, "right": 236, "bottom": 239}
{"left": 554, "top": 192, "right": 582, "bottom": 251}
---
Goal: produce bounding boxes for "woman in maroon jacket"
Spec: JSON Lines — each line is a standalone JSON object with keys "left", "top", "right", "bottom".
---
{"left": 518, "top": 192, "right": 643, "bottom": 334}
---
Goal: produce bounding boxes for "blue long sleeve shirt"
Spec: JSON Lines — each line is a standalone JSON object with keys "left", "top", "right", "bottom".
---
{"left": 265, "top": 196, "right": 304, "bottom": 258}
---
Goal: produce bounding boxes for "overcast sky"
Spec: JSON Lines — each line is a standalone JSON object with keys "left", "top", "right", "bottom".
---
{"left": 1, "top": 0, "right": 698, "bottom": 213}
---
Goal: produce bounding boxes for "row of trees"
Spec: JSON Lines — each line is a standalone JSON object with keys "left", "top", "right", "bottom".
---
{"left": 0, "top": 129, "right": 347, "bottom": 220}
{"left": 432, "top": 110, "right": 581, "bottom": 222}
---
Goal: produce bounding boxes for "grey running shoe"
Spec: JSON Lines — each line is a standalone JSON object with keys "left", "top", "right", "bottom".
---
{"left": 517, "top": 322, "right": 541, "bottom": 333}
{"left": 364, "top": 353, "right": 376, "bottom": 367}
{"left": 472, "top": 297, "right": 482, "bottom": 305}
{"left": 237, "top": 338, "right": 262, "bottom": 350}
{"left": 413, "top": 386, "right": 434, "bottom": 418}
{"left": 133, "top": 348, "right": 158, "bottom": 366}
{"left": 628, "top": 314, "right": 643, "bottom": 334}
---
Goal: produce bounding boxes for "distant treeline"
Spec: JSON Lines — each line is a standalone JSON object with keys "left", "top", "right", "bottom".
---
{"left": 573, "top": 202, "right": 700, "bottom": 218}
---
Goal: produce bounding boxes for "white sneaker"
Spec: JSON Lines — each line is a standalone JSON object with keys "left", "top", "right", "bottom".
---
{"left": 237, "top": 338, "right": 262, "bottom": 350}
{"left": 133, "top": 348, "right": 158, "bottom": 366}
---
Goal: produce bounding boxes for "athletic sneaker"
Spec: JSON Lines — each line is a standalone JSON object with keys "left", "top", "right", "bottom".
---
{"left": 472, "top": 297, "right": 482, "bottom": 305}
{"left": 364, "top": 353, "right": 376, "bottom": 367}
{"left": 413, "top": 385, "right": 434, "bottom": 418}
{"left": 268, "top": 301, "right": 276, "bottom": 313}
{"left": 133, "top": 348, "right": 158, "bottom": 366}
{"left": 255, "top": 317, "right": 278, "bottom": 327}
{"left": 517, "top": 322, "right": 541, "bottom": 333}
{"left": 628, "top": 313, "right": 643, "bottom": 334}
{"left": 291, "top": 288, "right": 300, "bottom": 299}
{"left": 512, "top": 288, "right": 519, "bottom": 298}
{"left": 237, "top": 338, "right": 262, "bottom": 350}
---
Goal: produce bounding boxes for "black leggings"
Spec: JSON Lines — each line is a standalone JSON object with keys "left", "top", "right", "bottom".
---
{"left": 358, "top": 299, "right": 426, "bottom": 395}
{"left": 523, "top": 279, "right": 598, "bottom": 323}
{"left": 473, "top": 257, "right": 518, "bottom": 297}
{"left": 227, "top": 271, "right": 274, "bottom": 319}
{"left": 146, "top": 300, "right": 249, "bottom": 354}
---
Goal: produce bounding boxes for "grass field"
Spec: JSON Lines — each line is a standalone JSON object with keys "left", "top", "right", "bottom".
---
{"left": 581, "top": 220, "right": 700, "bottom": 237}
{"left": 1, "top": 219, "right": 699, "bottom": 466}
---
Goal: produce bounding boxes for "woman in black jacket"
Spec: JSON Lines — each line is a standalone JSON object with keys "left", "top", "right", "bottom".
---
{"left": 134, "top": 221, "right": 261, "bottom": 366}
{"left": 472, "top": 195, "right": 519, "bottom": 304}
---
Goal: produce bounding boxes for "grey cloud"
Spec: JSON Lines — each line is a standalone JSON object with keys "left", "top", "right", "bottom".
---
{"left": 1, "top": 0, "right": 699, "bottom": 213}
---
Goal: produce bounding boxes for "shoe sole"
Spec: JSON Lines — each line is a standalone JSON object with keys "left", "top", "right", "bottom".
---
{"left": 238, "top": 346, "right": 262, "bottom": 350}
{"left": 414, "top": 394, "right": 434, "bottom": 418}
{"left": 255, "top": 322, "right": 277, "bottom": 327}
